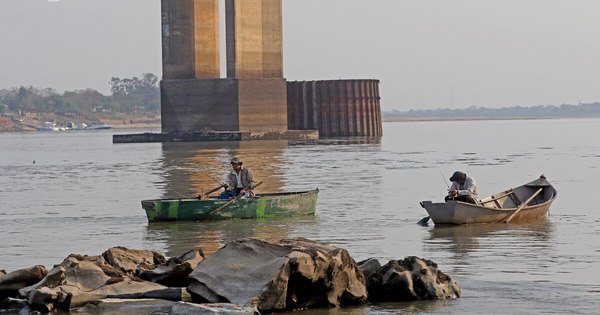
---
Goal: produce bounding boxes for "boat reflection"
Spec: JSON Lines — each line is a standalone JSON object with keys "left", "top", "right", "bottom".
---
{"left": 423, "top": 218, "right": 554, "bottom": 275}
{"left": 144, "top": 216, "right": 317, "bottom": 258}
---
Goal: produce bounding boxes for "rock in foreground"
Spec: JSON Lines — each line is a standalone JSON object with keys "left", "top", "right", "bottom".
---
{"left": 0, "top": 265, "right": 47, "bottom": 300}
{"left": 365, "top": 256, "right": 461, "bottom": 301}
{"left": 188, "top": 238, "right": 367, "bottom": 312}
{"left": 16, "top": 247, "right": 203, "bottom": 312}
{"left": 1, "top": 241, "right": 461, "bottom": 314}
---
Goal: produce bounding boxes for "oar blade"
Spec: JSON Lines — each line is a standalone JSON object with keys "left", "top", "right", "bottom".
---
{"left": 417, "top": 216, "right": 431, "bottom": 225}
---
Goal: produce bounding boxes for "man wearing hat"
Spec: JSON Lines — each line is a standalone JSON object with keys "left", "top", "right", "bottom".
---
{"left": 445, "top": 171, "right": 479, "bottom": 204}
{"left": 219, "top": 157, "right": 255, "bottom": 199}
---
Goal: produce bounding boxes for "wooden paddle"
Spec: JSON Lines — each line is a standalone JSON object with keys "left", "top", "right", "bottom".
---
{"left": 198, "top": 181, "right": 263, "bottom": 220}
{"left": 418, "top": 174, "right": 451, "bottom": 225}
{"left": 198, "top": 184, "right": 226, "bottom": 199}
{"left": 417, "top": 215, "right": 431, "bottom": 225}
{"left": 502, "top": 188, "right": 543, "bottom": 223}
{"left": 417, "top": 202, "right": 431, "bottom": 225}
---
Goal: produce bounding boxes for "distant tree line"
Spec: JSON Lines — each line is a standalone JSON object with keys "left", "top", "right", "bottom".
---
{"left": 385, "top": 102, "right": 600, "bottom": 118}
{"left": 0, "top": 73, "right": 160, "bottom": 114}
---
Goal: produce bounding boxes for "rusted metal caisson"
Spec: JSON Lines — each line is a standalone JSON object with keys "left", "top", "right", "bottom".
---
{"left": 287, "top": 79, "right": 383, "bottom": 138}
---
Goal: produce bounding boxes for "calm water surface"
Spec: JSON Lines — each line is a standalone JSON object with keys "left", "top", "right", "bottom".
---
{"left": 1, "top": 119, "right": 599, "bottom": 314}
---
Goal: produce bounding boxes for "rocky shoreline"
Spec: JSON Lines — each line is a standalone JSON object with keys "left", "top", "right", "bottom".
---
{"left": 0, "top": 238, "right": 460, "bottom": 314}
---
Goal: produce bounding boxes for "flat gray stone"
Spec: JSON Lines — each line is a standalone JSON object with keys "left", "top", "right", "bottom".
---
{"left": 188, "top": 238, "right": 367, "bottom": 312}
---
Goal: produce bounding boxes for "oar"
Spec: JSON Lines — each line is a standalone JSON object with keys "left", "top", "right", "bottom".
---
{"left": 417, "top": 173, "right": 452, "bottom": 225}
{"left": 198, "top": 184, "right": 226, "bottom": 199}
{"left": 198, "top": 181, "right": 263, "bottom": 220}
{"left": 417, "top": 202, "right": 430, "bottom": 225}
{"left": 502, "top": 188, "right": 543, "bottom": 223}
{"left": 417, "top": 216, "right": 431, "bottom": 225}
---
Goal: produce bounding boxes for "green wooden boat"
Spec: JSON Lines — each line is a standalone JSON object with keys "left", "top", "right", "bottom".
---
{"left": 142, "top": 189, "right": 319, "bottom": 222}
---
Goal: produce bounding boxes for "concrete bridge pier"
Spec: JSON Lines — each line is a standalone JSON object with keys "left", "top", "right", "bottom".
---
{"left": 160, "top": 0, "right": 302, "bottom": 139}
{"left": 115, "top": 0, "right": 381, "bottom": 143}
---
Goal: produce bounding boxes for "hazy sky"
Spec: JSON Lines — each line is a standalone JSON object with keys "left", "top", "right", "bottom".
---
{"left": 1, "top": 0, "right": 599, "bottom": 110}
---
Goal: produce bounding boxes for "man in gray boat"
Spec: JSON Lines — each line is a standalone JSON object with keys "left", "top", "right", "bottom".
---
{"left": 445, "top": 171, "right": 479, "bottom": 204}
{"left": 219, "top": 157, "right": 255, "bottom": 199}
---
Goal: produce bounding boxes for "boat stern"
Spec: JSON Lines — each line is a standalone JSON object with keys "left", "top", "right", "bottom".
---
{"left": 141, "top": 199, "right": 159, "bottom": 222}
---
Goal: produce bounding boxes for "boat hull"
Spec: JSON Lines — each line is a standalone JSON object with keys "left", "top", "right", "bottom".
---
{"left": 421, "top": 199, "right": 553, "bottom": 224}
{"left": 142, "top": 190, "right": 318, "bottom": 222}
{"left": 421, "top": 176, "right": 557, "bottom": 225}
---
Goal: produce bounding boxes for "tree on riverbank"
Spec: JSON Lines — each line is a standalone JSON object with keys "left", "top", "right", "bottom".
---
{"left": 109, "top": 73, "right": 159, "bottom": 112}
{"left": 0, "top": 73, "right": 159, "bottom": 115}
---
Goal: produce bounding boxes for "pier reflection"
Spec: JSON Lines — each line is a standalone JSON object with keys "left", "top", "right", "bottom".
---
{"left": 158, "top": 140, "right": 291, "bottom": 199}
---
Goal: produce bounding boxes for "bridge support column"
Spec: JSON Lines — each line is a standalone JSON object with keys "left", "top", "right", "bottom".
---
{"left": 161, "top": 0, "right": 288, "bottom": 134}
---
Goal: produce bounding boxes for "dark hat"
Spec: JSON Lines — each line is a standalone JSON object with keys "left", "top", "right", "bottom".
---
{"left": 449, "top": 171, "right": 466, "bottom": 182}
{"left": 230, "top": 157, "right": 242, "bottom": 165}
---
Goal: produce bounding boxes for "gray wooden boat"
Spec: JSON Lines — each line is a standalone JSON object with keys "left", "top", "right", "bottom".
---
{"left": 420, "top": 175, "right": 557, "bottom": 225}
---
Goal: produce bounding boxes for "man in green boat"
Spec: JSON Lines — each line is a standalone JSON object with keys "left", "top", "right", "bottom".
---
{"left": 219, "top": 157, "right": 256, "bottom": 199}
{"left": 445, "top": 171, "right": 479, "bottom": 204}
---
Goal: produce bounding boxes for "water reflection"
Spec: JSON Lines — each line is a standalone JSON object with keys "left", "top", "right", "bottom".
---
{"left": 144, "top": 216, "right": 317, "bottom": 258}
{"left": 291, "top": 299, "right": 449, "bottom": 315}
{"left": 158, "top": 140, "right": 291, "bottom": 198}
{"left": 423, "top": 219, "right": 554, "bottom": 276}
{"left": 156, "top": 137, "right": 384, "bottom": 199}
{"left": 289, "top": 137, "right": 382, "bottom": 146}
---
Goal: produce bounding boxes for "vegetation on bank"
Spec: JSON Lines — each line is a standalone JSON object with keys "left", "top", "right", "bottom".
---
{"left": 0, "top": 73, "right": 160, "bottom": 131}
{"left": 0, "top": 73, "right": 159, "bottom": 114}
{"left": 384, "top": 102, "right": 600, "bottom": 120}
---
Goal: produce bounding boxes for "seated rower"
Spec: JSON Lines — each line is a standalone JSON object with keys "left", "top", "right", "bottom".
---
{"left": 219, "top": 157, "right": 255, "bottom": 199}
{"left": 445, "top": 171, "right": 479, "bottom": 204}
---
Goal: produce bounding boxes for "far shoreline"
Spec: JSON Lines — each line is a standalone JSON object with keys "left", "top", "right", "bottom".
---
{"left": 0, "top": 123, "right": 161, "bottom": 133}
{"left": 0, "top": 112, "right": 161, "bottom": 133}
{"left": 382, "top": 115, "right": 569, "bottom": 123}
{"left": 1, "top": 114, "right": 595, "bottom": 133}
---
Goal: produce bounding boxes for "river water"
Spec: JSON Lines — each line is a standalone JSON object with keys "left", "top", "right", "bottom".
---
{"left": 1, "top": 118, "right": 599, "bottom": 314}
